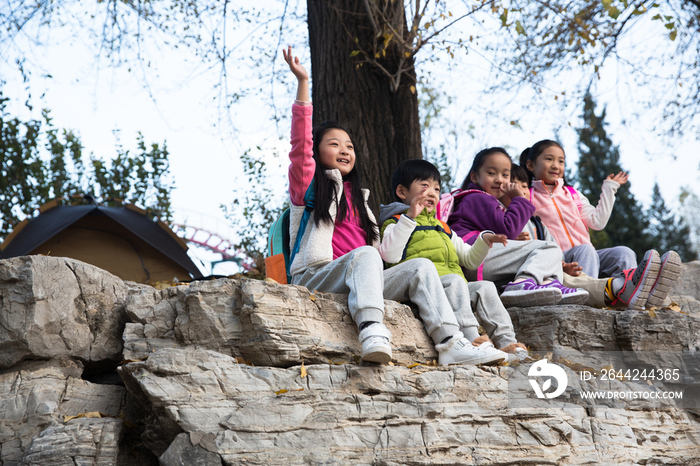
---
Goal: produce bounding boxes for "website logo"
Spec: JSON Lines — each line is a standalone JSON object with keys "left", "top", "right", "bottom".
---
{"left": 528, "top": 359, "right": 568, "bottom": 399}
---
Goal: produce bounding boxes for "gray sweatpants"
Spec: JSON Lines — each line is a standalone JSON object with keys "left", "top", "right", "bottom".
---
{"left": 564, "top": 244, "right": 637, "bottom": 278}
{"left": 291, "top": 246, "right": 459, "bottom": 345}
{"left": 445, "top": 279, "right": 517, "bottom": 348}
{"left": 464, "top": 240, "right": 563, "bottom": 288}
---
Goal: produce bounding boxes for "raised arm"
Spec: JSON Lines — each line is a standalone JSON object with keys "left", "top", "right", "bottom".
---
{"left": 283, "top": 46, "right": 315, "bottom": 205}
{"left": 578, "top": 181, "right": 619, "bottom": 230}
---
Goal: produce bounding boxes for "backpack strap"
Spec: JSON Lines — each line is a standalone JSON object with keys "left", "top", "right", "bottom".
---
{"left": 438, "top": 219, "right": 451, "bottom": 236}
{"left": 565, "top": 186, "right": 582, "bottom": 210}
{"left": 390, "top": 214, "right": 452, "bottom": 261}
{"left": 531, "top": 215, "right": 546, "bottom": 241}
{"left": 287, "top": 180, "right": 316, "bottom": 279}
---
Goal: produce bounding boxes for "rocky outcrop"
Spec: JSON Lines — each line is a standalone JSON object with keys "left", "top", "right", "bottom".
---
{"left": 1, "top": 256, "right": 700, "bottom": 465}
{"left": 0, "top": 256, "right": 136, "bottom": 368}
{"left": 118, "top": 347, "right": 700, "bottom": 465}
{"left": 123, "top": 277, "right": 437, "bottom": 367}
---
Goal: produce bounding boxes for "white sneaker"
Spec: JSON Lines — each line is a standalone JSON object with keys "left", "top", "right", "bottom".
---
{"left": 359, "top": 323, "right": 392, "bottom": 363}
{"left": 436, "top": 334, "right": 507, "bottom": 366}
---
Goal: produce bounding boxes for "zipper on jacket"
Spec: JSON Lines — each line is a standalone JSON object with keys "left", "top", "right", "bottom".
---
{"left": 548, "top": 189, "right": 576, "bottom": 248}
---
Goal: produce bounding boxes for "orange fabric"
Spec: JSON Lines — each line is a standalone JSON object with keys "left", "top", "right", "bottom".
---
{"left": 265, "top": 254, "right": 288, "bottom": 284}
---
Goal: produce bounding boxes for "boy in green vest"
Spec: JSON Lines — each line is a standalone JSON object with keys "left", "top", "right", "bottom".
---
{"left": 378, "top": 159, "right": 528, "bottom": 362}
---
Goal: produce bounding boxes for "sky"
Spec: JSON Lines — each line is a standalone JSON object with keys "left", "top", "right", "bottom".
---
{"left": 2, "top": 4, "right": 699, "bottom": 274}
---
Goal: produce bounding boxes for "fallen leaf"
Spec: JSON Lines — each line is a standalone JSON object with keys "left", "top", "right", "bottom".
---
{"left": 309, "top": 294, "right": 316, "bottom": 302}
{"left": 406, "top": 363, "right": 420, "bottom": 369}
{"left": 300, "top": 360, "right": 307, "bottom": 378}
{"left": 275, "top": 389, "right": 288, "bottom": 395}
{"left": 117, "top": 357, "right": 148, "bottom": 366}
{"left": 648, "top": 309, "right": 657, "bottom": 318}
{"left": 64, "top": 412, "right": 103, "bottom": 422}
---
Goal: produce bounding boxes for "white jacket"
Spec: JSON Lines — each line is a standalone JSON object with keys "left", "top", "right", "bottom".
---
{"left": 289, "top": 168, "right": 379, "bottom": 277}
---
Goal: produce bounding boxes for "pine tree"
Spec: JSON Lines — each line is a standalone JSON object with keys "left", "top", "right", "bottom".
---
{"left": 574, "top": 94, "right": 653, "bottom": 259}
{"left": 647, "top": 183, "right": 697, "bottom": 262}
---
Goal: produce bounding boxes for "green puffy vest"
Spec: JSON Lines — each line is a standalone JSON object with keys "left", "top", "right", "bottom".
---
{"left": 380, "top": 208, "right": 465, "bottom": 278}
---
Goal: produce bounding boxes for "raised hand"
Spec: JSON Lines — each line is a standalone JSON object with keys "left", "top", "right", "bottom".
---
{"left": 282, "top": 46, "right": 310, "bottom": 102}
{"left": 282, "top": 46, "right": 309, "bottom": 81}
{"left": 606, "top": 171, "right": 629, "bottom": 185}
{"left": 482, "top": 232, "right": 508, "bottom": 248}
{"left": 407, "top": 189, "right": 430, "bottom": 219}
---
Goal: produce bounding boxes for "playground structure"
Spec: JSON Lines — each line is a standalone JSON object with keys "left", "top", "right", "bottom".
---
{"left": 170, "top": 222, "right": 254, "bottom": 275}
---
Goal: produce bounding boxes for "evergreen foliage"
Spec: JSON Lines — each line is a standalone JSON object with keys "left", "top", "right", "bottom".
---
{"left": 0, "top": 91, "right": 174, "bottom": 241}
{"left": 647, "top": 183, "right": 697, "bottom": 262}
{"left": 574, "top": 94, "right": 653, "bottom": 259}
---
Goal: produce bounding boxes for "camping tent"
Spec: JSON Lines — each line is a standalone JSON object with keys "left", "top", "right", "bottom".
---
{"left": 0, "top": 202, "right": 203, "bottom": 283}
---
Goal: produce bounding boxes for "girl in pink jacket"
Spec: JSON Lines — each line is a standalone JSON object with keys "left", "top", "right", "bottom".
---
{"left": 520, "top": 139, "right": 681, "bottom": 309}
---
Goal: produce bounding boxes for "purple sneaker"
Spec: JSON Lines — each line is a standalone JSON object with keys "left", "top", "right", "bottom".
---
{"left": 500, "top": 278, "right": 562, "bottom": 308}
{"left": 545, "top": 279, "right": 590, "bottom": 305}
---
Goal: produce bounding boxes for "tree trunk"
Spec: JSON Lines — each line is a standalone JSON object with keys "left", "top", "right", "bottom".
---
{"left": 307, "top": 0, "right": 422, "bottom": 214}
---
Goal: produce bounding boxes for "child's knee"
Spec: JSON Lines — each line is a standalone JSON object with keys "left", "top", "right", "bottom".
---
{"left": 580, "top": 244, "right": 598, "bottom": 257}
{"left": 352, "top": 246, "right": 382, "bottom": 265}
{"left": 441, "top": 273, "right": 465, "bottom": 287}
{"left": 409, "top": 258, "right": 441, "bottom": 279}
{"left": 617, "top": 246, "right": 637, "bottom": 264}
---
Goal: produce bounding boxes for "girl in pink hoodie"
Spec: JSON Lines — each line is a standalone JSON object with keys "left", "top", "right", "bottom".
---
{"left": 520, "top": 139, "right": 681, "bottom": 309}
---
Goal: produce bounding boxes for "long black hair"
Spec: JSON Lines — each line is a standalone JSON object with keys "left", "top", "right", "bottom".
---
{"left": 311, "top": 121, "right": 378, "bottom": 244}
{"left": 518, "top": 139, "right": 568, "bottom": 185}
{"left": 460, "top": 147, "right": 511, "bottom": 190}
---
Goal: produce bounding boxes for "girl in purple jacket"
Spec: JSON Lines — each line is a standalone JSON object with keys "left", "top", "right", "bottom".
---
{"left": 282, "top": 47, "right": 507, "bottom": 366}
{"left": 447, "top": 147, "right": 588, "bottom": 307}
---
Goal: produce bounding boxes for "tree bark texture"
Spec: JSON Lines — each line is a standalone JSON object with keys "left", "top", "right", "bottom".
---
{"left": 307, "top": 0, "right": 422, "bottom": 214}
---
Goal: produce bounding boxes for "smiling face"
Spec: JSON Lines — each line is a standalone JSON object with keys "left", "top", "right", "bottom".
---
{"left": 527, "top": 145, "right": 566, "bottom": 185}
{"left": 317, "top": 129, "right": 355, "bottom": 177}
{"left": 469, "top": 152, "right": 512, "bottom": 197}
{"left": 397, "top": 178, "right": 441, "bottom": 214}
